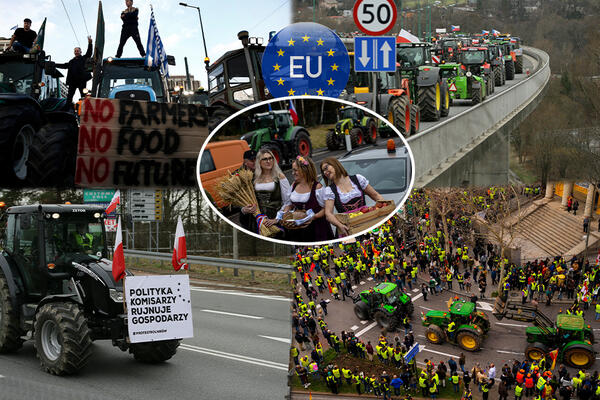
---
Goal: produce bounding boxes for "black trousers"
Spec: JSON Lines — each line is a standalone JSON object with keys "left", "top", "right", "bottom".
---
{"left": 116, "top": 26, "right": 145, "bottom": 57}
{"left": 67, "top": 85, "right": 85, "bottom": 104}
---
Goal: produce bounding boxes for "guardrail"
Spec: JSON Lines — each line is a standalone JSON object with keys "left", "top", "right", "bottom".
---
{"left": 409, "top": 46, "right": 551, "bottom": 186}
{"left": 124, "top": 249, "right": 292, "bottom": 275}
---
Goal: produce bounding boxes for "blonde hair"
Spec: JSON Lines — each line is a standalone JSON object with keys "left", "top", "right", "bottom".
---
{"left": 254, "top": 149, "right": 283, "bottom": 183}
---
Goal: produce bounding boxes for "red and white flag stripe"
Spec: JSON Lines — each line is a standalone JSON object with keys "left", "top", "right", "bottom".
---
{"left": 112, "top": 217, "right": 126, "bottom": 282}
{"left": 105, "top": 190, "right": 120, "bottom": 215}
{"left": 172, "top": 216, "right": 188, "bottom": 271}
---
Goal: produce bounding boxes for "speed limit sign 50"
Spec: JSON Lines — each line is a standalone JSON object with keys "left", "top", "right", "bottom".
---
{"left": 353, "top": 0, "right": 398, "bottom": 36}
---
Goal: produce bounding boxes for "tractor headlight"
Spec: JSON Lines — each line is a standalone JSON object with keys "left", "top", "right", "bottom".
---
{"left": 109, "top": 288, "right": 124, "bottom": 303}
{"left": 94, "top": 212, "right": 101, "bottom": 218}
{"left": 466, "top": 71, "right": 472, "bottom": 77}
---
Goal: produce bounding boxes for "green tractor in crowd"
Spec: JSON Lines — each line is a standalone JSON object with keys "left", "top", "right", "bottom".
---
{"left": 421, "top": 298, "right": 490, "bottom": 352}
{"left": 494, "top": 38, "right": 516, "bottom": 80}
{"left": 240, "top": 110, "right": 311, "bottom": 165}
{"left": 493, "top": 293, "right": 596, "bottom": 368}
{"left": 326, "top": 106, "right": 378, "bottom": 150}
{"left": 0, "top": 204, "right": 179, "bottom": 375}
{"left": 353, "top": 282, "right": 414, "bottom": 331}
{"left": 396, "top": 42, "right": 450, "bottom": 122}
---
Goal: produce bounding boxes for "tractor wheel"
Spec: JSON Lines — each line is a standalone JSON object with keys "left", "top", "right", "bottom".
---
{"left": 34, "top": 302, "right": 93, "bottom": 375}
{"left": 26, "top": 121, "right": 78, "bottom": 187}
{"left": 440, "top": 80, "right": 450, "bottom": 118}
{"left": 524, "top": 342, "right": 548, "bottom": 362}
{"left": 505, "top": 60, "right": 515, "bottom": 80}
{"left": 457, "top": 330, "right": 482, "bottom": 352}
{"left": 391, "top": 96, "right": 410, "bottom": 136}
{"left": 354, "top": 302, "right": 370, "bottom": 321}
{"left": 294, "top": 131, "right": 312, "bottom": 158}
{"left": 410, "top": 104, "right": 420, "bottom": 136}
{"left": 425, "top": 325, "right": 445, "bottom": 345}
{"left": 130, "top": 339, "right": 180, "bottom": 363}
{"left": 208, "top": 106, "right": 234, "bottom": 132}
{"left": 417, "top": 82, "right": 441, "bottom": 122}
{"left": 0, "top": 103, "right": 43, "bottom": 185}
{"left": 501, "top": 65, "right": 506, "bottom": 85}
{"left": 563, "top": 344, "right": 595, "bottom": 369}
{"left": 0, "top": 272, "right": 24, "bottom": 353}
{"left": 350, "top": 127, "right": 364, "bottom": 148}
{"left": 260, "top": 143, "right": 282, "bottom": 165}
{"left": 494, "top": 67, "right": 502, "bottom": 86}
{"left": 374, "top": 311, "right": 394, "bottom": 331}
{"left": 515, "top": 55, "right": 523, "bottom": 74}
{"left": 325, "top": 130, "right": 340, "bottom": 151}
{"left": 471, "top": 87, "right": 482, "bottom": 105}
{"left": 366, "top": 120, "right": 377, "bottom": 144}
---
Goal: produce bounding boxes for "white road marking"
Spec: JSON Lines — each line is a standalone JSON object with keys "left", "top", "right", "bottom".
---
{"left": 361, "top": 321, "right": 367, "bottom": 325}
{"left": 594, "top": 329, "right": 600, "bottom": 332}
{"left": 180, "top": 344, "right": 288, "bottom": 371}
{"left": 200, "top": 309, "right": 264, "bottom": 319}
{"left": 352, "top": 285, "right": 357, "bottom": 290}
{"left": 412, "top": 289, "right": 419, "bottom": 293}
{"left": 496, "top": 322, "right": 527, "bottom": 328}
{"left": 412, "top": 293, "right": 424, "bottom": 302}
{"left": 356, "top": 322, "right": 378, "bottom": 337}
{"left": 497, "top": 350, "right": 524, "bottom": 355}
{"left": 417, "top": 334, "right": 425, "bottom": 338}
{"left": 360, "top": 281, "right": 365, "bottom": 285}
{"left": 190, "top": 287, "right": 290, "bottom": 302}
{"left": 419, "top": 306, "right": 433, "bottom": 311}
{"left": 0, "top": 374, "right": 4, "bottom": 378}
{"left": 367, "top": 277, "right": 373, "bottom": 281}
{"left": 476, "top": 302, "right": 495, "bottom": 312}
{"left": 420, "top": 345, "right": 459, "bottom": 359}
{"left": 350, "top": 325, "right": 359, "bottom": 331}
{"left": 258, "top": 335, "right": 291, "bottom": 344}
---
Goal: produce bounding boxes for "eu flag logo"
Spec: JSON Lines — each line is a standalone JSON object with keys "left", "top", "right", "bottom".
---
{"left": 262, "top": 22, "right": 350, "bottom": 98}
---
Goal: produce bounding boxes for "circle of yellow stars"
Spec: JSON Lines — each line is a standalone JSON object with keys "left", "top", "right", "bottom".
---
{"left": 272, "top": 34, "right": 343, "bottom": 96}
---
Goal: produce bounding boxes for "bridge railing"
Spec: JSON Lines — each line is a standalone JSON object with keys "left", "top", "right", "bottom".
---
{"left": 409, "top": 46, "right": 551, "bottom": 186}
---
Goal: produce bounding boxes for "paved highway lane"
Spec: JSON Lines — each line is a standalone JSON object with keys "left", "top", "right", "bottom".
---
{"left": 0, "top": 286, "right": 291, "bottom": 400}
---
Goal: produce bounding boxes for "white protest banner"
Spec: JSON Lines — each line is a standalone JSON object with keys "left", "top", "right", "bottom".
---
{"left": 125, "top": 274, "right": 193, "bottom": 343}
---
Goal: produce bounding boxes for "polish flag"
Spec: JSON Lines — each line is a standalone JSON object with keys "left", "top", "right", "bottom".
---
{"left": 289, "top": 100, "right": 298, "bottom": 125}
{"left": 112, "top": 217, "right": 126, "bottom": 282}
{"left": 105, "top": 190, "right": 120, "bottom": 215}
{"left": 172, "top": 216, "right": 188, "bottom": 271}
{"left": 396, "top": 29, "right": 420, "bottom": 43}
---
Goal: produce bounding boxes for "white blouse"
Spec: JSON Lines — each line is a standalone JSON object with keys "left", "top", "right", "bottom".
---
{"left": 285, "top": 185, "right": 327, "bottom": 208}
{"left": 254, "top": 178, "right": 291, "bottom": 212}
{"left": 323, "top": 174, "right": 369, "bottom": 204}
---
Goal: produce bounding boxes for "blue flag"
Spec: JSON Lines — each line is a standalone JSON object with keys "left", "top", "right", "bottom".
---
{"left": 145, "top": 6, "right": 168, "bottom": 77}
{"left": 10, "top": 25, "right": 18, "bottom": 31}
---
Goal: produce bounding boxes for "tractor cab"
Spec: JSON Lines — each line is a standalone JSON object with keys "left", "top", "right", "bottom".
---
{"left": 396, "top": 42, "right": 431, "bottom": 70}
{"left": 338, "top": 106, "right": 364, "bottom": 123}
{"left": 438, "top": 38, "right": 461, "bottom": 62}
{"left": 92, "top": 57, "right": 173, "bottom": 102}
{"left": 0, "top": 50, "right": 65, "bottom": 100}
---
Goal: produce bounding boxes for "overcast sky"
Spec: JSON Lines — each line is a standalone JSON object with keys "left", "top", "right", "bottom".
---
{"left": 2, "top": 0, "right": 291, "bottom": 89}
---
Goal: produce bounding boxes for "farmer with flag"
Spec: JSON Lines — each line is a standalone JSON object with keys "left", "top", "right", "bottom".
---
{"left": 172, "top": 216, "right": 188, "bottom": 271}
{"left": 8, "top": 18, "right": 37, "bottom": 53}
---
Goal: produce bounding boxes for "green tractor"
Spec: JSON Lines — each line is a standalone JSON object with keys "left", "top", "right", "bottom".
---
{"left": 240, "top": 110, "right": 311, "bottom": 165}
{"left": 494, "top": 38, "right": 516, "bottom": 81}
{"left": 326, "top": 106, "right": 377, "bottom": 150}
{"left": 493, "top": 294, "right": 596, "bottom": 368}
{"left": 421, "top": 298, "right": 490, "bottom": 352}
{"left": 353, "top": 282, "right": 414, "bottom": 331}
{"left": 396, "top": 42, "right": 450, "bottom": 122}
{"left": 449, "top": 47, "right": 493, "bottom": 105}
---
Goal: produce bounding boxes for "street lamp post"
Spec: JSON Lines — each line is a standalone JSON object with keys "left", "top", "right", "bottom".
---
{"left": 179, "top": 2, "right": 210, "bottom": 79}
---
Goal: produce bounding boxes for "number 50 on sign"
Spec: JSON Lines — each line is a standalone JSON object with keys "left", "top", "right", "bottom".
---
{"left": 353, "top": 0, "right": 398, "bottom": 36}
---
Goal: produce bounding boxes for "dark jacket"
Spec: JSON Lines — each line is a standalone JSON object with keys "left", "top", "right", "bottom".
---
{"left": 121, "top": 7, "right": 139, "bottom": 27}
{"left": 56, "top": 42, "right": 92, "bottom": 86}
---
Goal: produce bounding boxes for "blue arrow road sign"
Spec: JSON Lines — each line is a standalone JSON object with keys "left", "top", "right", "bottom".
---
{"left": 404, "top": 342, "right": 420, "bottom": 363}
{"left": 354, "top": 36, "right": 396, "bottom": 72}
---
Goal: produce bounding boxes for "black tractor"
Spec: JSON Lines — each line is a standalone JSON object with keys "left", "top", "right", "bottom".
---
{"left": 0, "top": 49, "right": 78, "bottom": 187}
{"left": 0, "top": 204, "right": 179, "bottom": 375}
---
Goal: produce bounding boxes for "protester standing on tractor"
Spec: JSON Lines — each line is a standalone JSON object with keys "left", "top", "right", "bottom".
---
{"left": 116, "top": 0, "right": 146, "bottom": 58}
{"left": 56, "top": 36, "right": 93, "bottom": 104}
{"left": 8, "top": 18, "right": 37, "bottom": 53}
